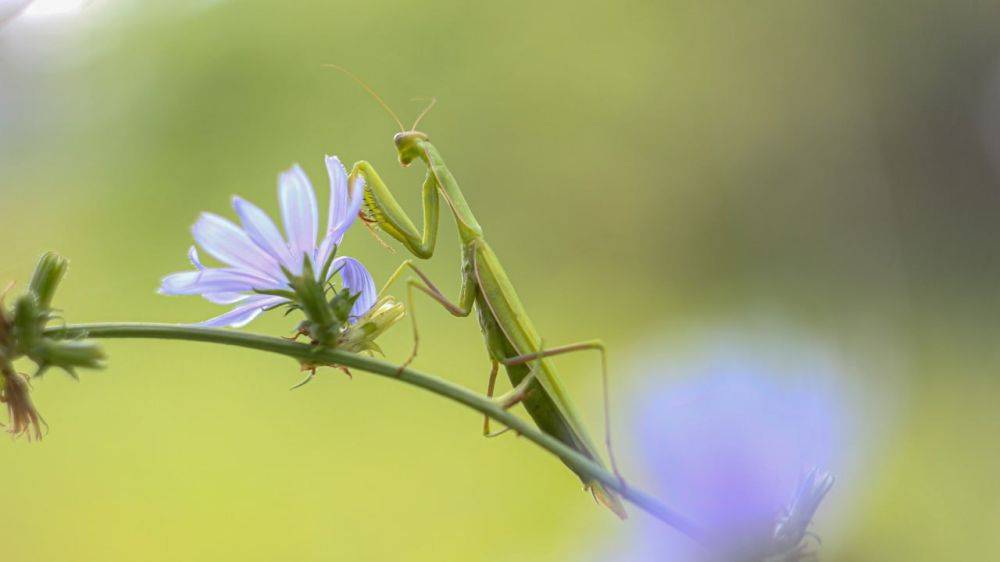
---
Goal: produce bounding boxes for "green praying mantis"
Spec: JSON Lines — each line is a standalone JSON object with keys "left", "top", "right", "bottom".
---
{"left": 331, "top": 67, "right": 628, "bottom": 518}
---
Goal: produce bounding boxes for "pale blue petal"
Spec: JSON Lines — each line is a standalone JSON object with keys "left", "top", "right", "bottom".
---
{"left": 317, "top": 174, "right": 365, "bottom": 266}
{"left": 315, "top": 237, "right": 338, "bottom": 278}
{"left": 279, "top": 164, "right": 319, "bottom": 270}
{"left": 188, "top": 246, "right": 205, "bottom": 270}
{"left": 197, "top": 295, "right": 286, "bottom": 328}
{"left": 231, "top": 196, "right": 295, "bottom": 269}
{"left": 333, "top": 256, "right": 376, "bottom": 320}
{"left": 159, "top": 268, "right": 275, "bottom": 296}
{"left": 325, "top": 155, "right": 350, "bottom": 236}
{"left": 192, "top": 213, "right": 281, "bottom": 280}
{"left": 202, "top": 292, "right": 248, "bottom": 305}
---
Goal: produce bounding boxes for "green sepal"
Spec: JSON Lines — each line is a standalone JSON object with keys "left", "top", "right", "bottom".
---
{"left": 317, "top": 244, "right": 339, "bottom": 286}
{"left": 253, "top": 288, "right": 297, "bottom": 300}
{"left": 329, "top": 288, "right": 358, "bottom": 325}
{"left": 293, "top": 256, "right": 335, "bottom": 327}
{"left": 12, "top": 294, "right": 41, "bottom": 352}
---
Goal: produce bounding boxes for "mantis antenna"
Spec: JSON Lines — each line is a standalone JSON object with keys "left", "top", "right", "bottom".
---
{"left": 323, "top": 64, "right": 406, "bottom": 132}
{"left": 410, "top": 97, "right": 437, "bottom": 131}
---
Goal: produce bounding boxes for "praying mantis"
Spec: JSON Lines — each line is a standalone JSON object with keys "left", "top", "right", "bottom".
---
{"left": 333, "top": 67, "right": 628, "bottom": 518}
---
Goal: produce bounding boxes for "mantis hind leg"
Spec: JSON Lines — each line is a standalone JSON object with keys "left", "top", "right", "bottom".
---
{"left": 483, "top": 349, "right": 546, "bottom": 438}
{"left": 482, "top": 360, "right": 503, "bottom": 436}
{"left": 501, "top": 340, "right": 625, "bottom": 484}
{"left": 376, "top": 259, "right": 478, "bottom": 374}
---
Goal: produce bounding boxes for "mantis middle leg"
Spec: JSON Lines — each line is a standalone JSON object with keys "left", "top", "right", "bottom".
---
{"left": 376, "top": 257, "right": 478, "bottom": 373}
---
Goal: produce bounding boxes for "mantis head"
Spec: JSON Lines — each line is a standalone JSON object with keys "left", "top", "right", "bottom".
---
{"left": 393, "top": 130, "right": 428, "bottom": 167}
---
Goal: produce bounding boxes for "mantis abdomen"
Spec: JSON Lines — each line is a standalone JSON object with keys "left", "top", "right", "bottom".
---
{"left": 472, "top": 240, "right": 628, "bottom": 518}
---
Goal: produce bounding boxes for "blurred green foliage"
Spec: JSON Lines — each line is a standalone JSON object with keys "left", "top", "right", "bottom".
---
{"left": 2, "top": 1, "right": 999, "bottom": 560}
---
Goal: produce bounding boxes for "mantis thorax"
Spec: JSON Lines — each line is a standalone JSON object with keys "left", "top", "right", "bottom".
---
{"left": 395, "top": 132, "right": 484, "bottom": 243}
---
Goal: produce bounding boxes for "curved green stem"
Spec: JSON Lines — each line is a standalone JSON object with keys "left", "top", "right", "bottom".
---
{"left": 45, "top": 322, "right": 706, "bottom": 544}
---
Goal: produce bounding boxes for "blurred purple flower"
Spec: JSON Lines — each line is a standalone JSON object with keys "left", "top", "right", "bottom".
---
{"left": 159, "top": 156, "right": 374, "bottom": 328}
{"left": 608, "top": 332, "right": 846, "bottom": 561}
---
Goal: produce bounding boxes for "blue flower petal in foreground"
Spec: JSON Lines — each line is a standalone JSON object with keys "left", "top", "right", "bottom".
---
{"left": 592, "top": 329, "right": 850, "bottom": 562}
{"left": 337, "top": 256, "right": 376, "bottom": 319}
{"left": 159, "top": 156, "right": 372, "bottom": 328}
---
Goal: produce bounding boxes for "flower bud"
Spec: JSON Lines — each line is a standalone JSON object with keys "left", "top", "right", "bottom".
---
{"left": 339, "top": 296, "right": 405, "bottom": 353}
{"left": 28, "top": 252, "right": 68, "bottom": 311}
{"left": 31, "top": 338, "right": 106, "bottom": 378}
{"left": 329, "top": 288, "right": 358, "bottom": 324}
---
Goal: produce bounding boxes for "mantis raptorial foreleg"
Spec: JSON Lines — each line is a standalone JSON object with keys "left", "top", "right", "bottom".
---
{"left": 351, "top": 162, "right": 439, "bottom": 259}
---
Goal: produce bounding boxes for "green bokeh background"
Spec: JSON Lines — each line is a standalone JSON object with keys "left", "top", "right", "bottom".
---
{"left": 2, "top": 1, "right": 999, "bottom": 560}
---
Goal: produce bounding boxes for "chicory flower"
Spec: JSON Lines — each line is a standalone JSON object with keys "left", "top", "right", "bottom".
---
{"left": 159, "top": 156, "right": 376, "bottom": 328}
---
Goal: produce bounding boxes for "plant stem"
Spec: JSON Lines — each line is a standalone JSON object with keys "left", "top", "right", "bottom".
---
{"left": 46, "top": 322, "right": 706, "bottom": 543}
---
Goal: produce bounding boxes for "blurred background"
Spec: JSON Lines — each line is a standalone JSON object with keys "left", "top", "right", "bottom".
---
{"left": 2, "top": 0, "right": 999, "bottom": 560}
